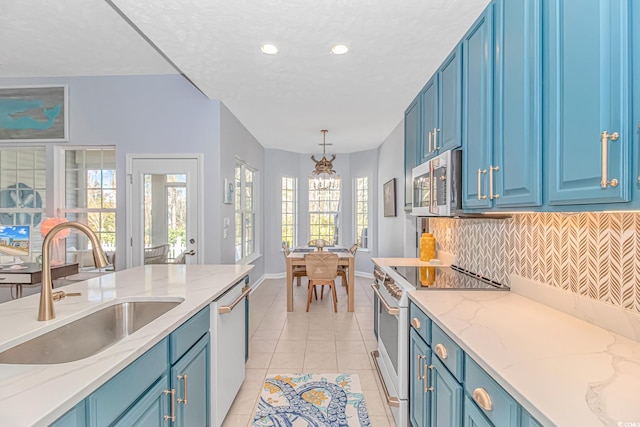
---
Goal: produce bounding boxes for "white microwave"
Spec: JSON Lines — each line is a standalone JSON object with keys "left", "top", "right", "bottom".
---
{"left": 411, "top": 150, "right": 462, "bottom": 217}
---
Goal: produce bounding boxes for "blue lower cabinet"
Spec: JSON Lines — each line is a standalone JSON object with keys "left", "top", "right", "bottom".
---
{"left": 87, "top": 339, "right": 168, "bottom": 426}
{"left": 521, "top": 410, "right": 543, "bottom": 427}
{"left": 113, "top": 376, "right": 170, "bottom": 427}
{"left": 410, "top": 329, "right": 431, "bottom": 427}
{"left": 172, "top": 333, "right": 210, "bottom": 427}
{"left": 50, "top": 401, "right": 86, "bottom": 427}
{"left": 430, "top": 357, "right": 463, "bottom": 427}
{"left": 463, "top": 395, "right": 493, "bottom": 427}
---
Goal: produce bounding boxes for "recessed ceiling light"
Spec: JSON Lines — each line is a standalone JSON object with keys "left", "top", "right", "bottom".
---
{"left": 261, "top": 44, "right": 278, "bottom": 55}
{"left": 331, "top": 44, "right": 349, "bottom": 55}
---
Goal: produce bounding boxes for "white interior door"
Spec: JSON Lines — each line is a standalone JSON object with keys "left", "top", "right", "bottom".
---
{"left": 127, "top": 155, "right": 202, "bottom": 267}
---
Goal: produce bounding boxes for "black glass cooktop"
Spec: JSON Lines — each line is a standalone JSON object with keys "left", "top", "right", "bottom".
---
{"left": 390, "top": 265, "right": 508, "bottom": 290}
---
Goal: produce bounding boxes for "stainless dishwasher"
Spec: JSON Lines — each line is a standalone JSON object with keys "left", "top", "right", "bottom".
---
{"left": 210, "top": 275, "right": 250, "bottom": 427}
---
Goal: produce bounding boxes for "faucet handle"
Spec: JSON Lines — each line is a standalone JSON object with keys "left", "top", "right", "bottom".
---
{"left": 52, "top": 291, "right": 81, "bottom": 302}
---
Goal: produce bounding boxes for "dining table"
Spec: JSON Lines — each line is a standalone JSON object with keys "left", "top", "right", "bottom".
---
{"left": 285, "top": 246, "right": 355, "bottom": 312}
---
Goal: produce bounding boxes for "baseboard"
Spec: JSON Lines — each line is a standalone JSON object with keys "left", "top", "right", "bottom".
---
{"left": 260, "top": 272, "right": 372, "bottom": 281}
{"left": 263, "top": 273, "right": 285, "bottom": 279}
{"left": 250, "top": 274, "right": 267, "bottom": 293}
{"left": 355, "top": 271, "right": 373, "bottom": 279}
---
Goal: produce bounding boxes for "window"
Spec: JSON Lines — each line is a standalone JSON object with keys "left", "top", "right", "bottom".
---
{"left": 0, "top": 148, "right": 47, "bottom": 258}
{"left": 62, "top": 149, "right": 116, "bottom": 253}
{"left": 308, "top": 177, "right": 341, "bottom": 245}
{"left": 235, "top": 162, "right": 257, "bottom": 262}
{"left": 281, "top": 177, "right": 296, "bottom": 249}
{"left": 354, "top": 177, "right": 369, "bottom": 249}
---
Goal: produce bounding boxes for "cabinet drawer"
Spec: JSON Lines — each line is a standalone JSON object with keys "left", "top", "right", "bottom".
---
{"left": 409, "top": 302, "right": 431, "bottom": 344}
{"left": 431, "top": 323, "right": 464, "bottom": 382}
{"left": 88, "top": 338, "right": 168, "bottom": 427}
{"left": 170, "top": 305, "right": 210, "bottom": 364}
{"left": 464, "top": 355, "right": 519, "bottom": 426}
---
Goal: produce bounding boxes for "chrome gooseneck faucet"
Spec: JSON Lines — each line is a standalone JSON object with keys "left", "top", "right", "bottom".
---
{"left": 38, "top": 222, "right": 109, "bottom": 321}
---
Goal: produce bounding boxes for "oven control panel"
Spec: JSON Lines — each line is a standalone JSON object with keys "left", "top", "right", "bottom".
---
{"left": 373, "top": 265, "right": 403, "bottom": 300}
{"left": 384, "top": 282, "right": 403, "bottom": 300}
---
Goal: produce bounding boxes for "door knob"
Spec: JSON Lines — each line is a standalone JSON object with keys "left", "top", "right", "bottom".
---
{"left": 185, "top": 250, "right": 195, "bottom": 256}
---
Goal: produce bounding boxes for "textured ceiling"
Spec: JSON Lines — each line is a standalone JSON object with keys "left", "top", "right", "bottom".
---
{"left": 2, "top": 0, "right": 490, "bottom": 154}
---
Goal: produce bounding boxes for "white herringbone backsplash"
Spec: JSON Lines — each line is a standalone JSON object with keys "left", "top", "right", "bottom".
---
{"left": 430, "top": 212, "right": 640, "bottom": 314}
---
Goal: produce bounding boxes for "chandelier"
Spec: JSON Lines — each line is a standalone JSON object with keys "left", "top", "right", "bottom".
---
{"left": 309, "top": 130, "right": 340, "bottom": 191}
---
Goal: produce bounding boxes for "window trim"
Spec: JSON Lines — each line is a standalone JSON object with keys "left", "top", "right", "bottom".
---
{"left": 235, "top": 161, "right": 259, "bottom": 263}
{"left": 281, "top": 176, "right": 297, "bottom": 249}
{"left": 353, "top": 176, "right": 370, "bottom": 250}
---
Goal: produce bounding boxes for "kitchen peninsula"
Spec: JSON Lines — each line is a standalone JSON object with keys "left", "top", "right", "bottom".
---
{"left": 0, "top": 264, "right": 253, "bottom": 426}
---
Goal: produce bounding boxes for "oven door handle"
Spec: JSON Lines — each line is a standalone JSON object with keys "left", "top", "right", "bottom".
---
{"left": 371, "top": 284, "right": 400, "bottom": 316}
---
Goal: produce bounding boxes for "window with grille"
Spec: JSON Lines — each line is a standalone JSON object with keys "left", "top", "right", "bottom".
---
{"left": 61, "top": 148, "right": 116, "bottom": 254}
{"left": 354, "top": 177, "right": 369, "bottom": 249}
{"left": 308, "top": 177, "right": 341, "bottom": 245}
{"left": 281, "top": 176, "right": 296, "bottom": 249}
{"left": 235, "top": 162, "right": 257, "bottom": 262}
{"left": 0, "top": 148, "right": 47, "bottom": 258}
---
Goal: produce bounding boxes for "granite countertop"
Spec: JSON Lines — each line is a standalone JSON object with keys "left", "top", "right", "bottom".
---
{"left": 0, "top": 264, "right": 253, "bottom": 427}
{"left": 408, "top": 289, "right": 640, "bottom": 426}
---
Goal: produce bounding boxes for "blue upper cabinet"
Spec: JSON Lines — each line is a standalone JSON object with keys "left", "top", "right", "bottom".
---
{"left": 420, "top": 76, "right": 439, "bottom": 163}
{"left": 633, "top": 0, "right": 640, "bottom": 202}
{"left": 419, "top": 46, "right": 462, "bottom": 163}
{"left": 462, "top": 5, "right": 494, "bottom": 209}
{"left": 404, "top": 95, "right": 421, "bottom": 210}
{"left": 438, "top": 46, "right": 463, "bottom": 154}
{"left": 545, "top": 0, "right": 631, "bottom": 205}
{"left": 493, "top": 0, "right": 542, "bottom": 208}
{"left": 463, "top": 1, "right": 543, "bottom": 211}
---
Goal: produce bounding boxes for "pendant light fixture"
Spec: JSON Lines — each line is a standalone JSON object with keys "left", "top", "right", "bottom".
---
{"left": 310, "top": 130, "right": 340, "bottom": 191}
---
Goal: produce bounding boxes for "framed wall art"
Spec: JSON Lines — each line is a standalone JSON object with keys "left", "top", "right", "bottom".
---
{"left": 383, "top": 178, "right": 396, "bottom": 217}
{"left": 0, "top": 85, "right": 68, "bottom": 142}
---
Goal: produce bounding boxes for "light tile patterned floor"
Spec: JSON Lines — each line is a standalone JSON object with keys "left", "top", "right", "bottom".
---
{"left": 220, "top": 275, "right": 398, "bottom": 427}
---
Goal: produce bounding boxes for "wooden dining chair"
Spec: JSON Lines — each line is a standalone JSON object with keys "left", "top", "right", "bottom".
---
{"left": 304, "top": 252, "right": 339, "bottom": 312}
{"left": 337, "top": 244, "right": 358, "bottom": 294}
{"left": 282, "top": 242, "right": 307, "bottom": 287}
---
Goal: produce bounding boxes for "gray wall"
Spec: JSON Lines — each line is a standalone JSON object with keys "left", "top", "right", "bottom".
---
{"left": 349, "top": 149, "right": 378, "bottom": 273}
{"left": 376, "top": 121, "right": 406, "bottom": 258}
{"left": 0, "top": 75, "right": 264, "bottom": 280}
{"left": 219, "top": 103, "right": 265, "bottom": 280}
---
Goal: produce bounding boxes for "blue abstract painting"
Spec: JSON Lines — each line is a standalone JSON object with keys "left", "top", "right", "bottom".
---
{"left": 0, "top": 86, "right": 67, "bottom": 142}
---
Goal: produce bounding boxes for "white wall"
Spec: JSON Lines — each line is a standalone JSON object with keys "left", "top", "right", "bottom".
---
{"left": 377, "top": 121, "right": 406, "bottom": 257}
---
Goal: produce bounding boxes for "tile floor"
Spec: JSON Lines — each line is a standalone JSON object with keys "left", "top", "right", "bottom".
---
{"left": 221, "top": 275, "right": 398, "bottom": 427}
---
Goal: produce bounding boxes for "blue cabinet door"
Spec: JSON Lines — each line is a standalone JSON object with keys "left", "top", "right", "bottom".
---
{"left": 521, "top": 409, "right": 543, "bottom": 427}
{"left": 172, "top": 333, "right": 210, "bottom": 427}
{"left": 546, "top": 0, "right": 631, "bottom": 205}
{"left": 493, "top": 0, "right": 542, "bottom": 208}
{"left": 463, "top": 395, "right": 493, "bottom": 427}
{"left": 420, "top": 76, "right": 439, "bottom": 163}
{"left": 462, "top": 6, "right": 493, "bottom": 209}
{"left": 113, "top": 376, "right": 169, "bottom": 427}
{"left": 405, "top": 95, "right": 421, "bottom": 209}
{"left": 633, "top": 0, "right": 640, "bottom": 204}
{"left": 430, "top": 357, "right": 463, "bottom": 427}
{"left": 50, "top": 401, "right": 86, "bottom": 427}
{"left": 410, "top": 329, "right": 431, "bottom": 427}
{"left": 438, "top": 46, "right": 463, "bottom": 153}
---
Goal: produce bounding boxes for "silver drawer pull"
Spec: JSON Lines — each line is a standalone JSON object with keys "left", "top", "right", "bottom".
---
{"left": 434, "top": 343, "right": 448, "bottom": 360}
{"left": 411, "top": 317, "right": 421, "bottom": 329}
{"left": 473, "top": 387, "right": 493, "bottom": 411}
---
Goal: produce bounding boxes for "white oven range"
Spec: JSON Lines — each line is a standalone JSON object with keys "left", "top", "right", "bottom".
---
{"left": 371, "top": 262, "right": 508, "bottom": 427}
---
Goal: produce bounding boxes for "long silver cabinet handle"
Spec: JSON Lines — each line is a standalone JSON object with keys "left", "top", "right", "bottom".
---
{"left": 428, "top": 131, "right": 433, "bottom": 153}
{"left": 601, "top": 131, "right": 619, "bottom": 188}
{"left": 423, "top": 364, "right": 434, "bottom": 393}
{"left": 433, "top": 128, "right": 441, "bottom": 151}
{"left": 218, "top": 286, "right": 251, "bottom": 314}
{"left": 371, "top": 284, "right": 400, "bottom": 316}
{"left": 477, "top": 169, "right": 487, "bottom": 200}
{"left": 489, "top": 165, "right": 500, "bottom": 200}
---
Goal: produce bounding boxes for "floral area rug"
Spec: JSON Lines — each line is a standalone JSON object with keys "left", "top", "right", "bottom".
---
{"left": 252, "top": 373, "right": 371, "bottom": 426}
